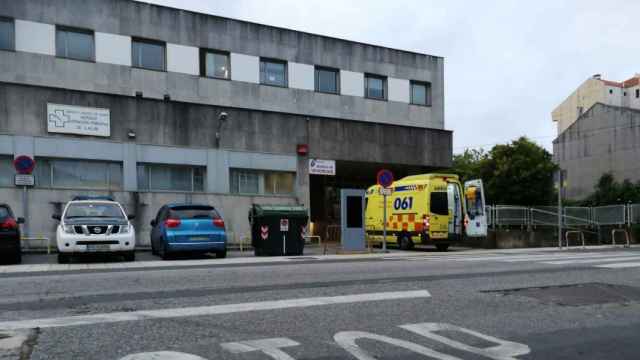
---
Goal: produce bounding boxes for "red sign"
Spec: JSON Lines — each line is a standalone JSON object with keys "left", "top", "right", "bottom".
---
{"left": 13, "top": 155, "right": 35, "bottom": 175}
{"left": 377, "top": 169, "right": 394, "bottom": 188}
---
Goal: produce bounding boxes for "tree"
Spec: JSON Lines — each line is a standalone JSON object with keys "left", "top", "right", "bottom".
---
{"left": 451, "top": 137, "right": 557, "bottom": 205}
{"left": 582, "top": 173, "right": 640, "bottom": 206}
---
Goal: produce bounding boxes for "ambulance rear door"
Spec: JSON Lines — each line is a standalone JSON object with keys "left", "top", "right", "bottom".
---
{"left": 464, "top": 179, "right": 487, "bottom": 237}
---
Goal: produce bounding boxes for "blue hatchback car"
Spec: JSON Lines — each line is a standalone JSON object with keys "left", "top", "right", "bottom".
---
{"left": 150, "top": 204, "right": 227, "bottom": 259}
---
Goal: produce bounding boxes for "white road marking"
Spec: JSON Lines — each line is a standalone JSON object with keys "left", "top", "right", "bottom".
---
{"left": 543, "top": 255, "right": 640, "bottom": 265}
{"left": 221, "top": 338, "right": 300, "bottom": 360}
{"left": 0, "top": 290, "right": 431, "bottom": 331}
{"left": 400, "top": 323, "right": 530, "bottom": 360}
{"left": 595, "top": 261, "right": 640, "bottom": 268}
{"left": 334, "top": 331, "right": 460, "bottom": 360}
{"left": 120, "top": 351, "right": 208, "bottom": 360}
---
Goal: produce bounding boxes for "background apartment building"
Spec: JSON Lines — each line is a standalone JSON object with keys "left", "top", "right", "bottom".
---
{"left": 0, "top": 0, "right": 451, "bottom": 247}
{"left": 553, "top": 74, "right": 640, "bottom": 199}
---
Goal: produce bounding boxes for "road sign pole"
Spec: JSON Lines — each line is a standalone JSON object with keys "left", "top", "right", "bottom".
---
{"left": 22, "top": 185, "right": 29, "bottom": 237}
{"left": 383, "top": 193, "right": 387, "bottom": 252}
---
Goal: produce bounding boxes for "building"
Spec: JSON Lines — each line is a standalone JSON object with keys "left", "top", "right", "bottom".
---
{"left": 0, "top": 0, "right": 451, "bottom": 247}
{"left": 553, "top": 74, "right": 640, "bottom": 199}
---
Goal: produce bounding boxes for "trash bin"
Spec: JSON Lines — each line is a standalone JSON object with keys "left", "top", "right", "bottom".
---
{"left": 249, "top": 204, "right": 309, "bottom": 256}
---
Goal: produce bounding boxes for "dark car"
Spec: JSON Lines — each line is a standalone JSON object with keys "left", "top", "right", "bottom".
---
{"left": 0, "top": 204, "right": 24, "bottom": 264}
{"left": 150, "top": 204, "right": 227, "bottom": 260}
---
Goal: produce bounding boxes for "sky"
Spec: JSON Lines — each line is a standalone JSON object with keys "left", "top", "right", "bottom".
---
{"left": 144, "top": 0, "right": 640, "bottom": 153}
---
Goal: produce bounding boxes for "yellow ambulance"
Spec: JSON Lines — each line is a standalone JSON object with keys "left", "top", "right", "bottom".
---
{"left": 364, "top": 173, "right": 487, "bottom": 251}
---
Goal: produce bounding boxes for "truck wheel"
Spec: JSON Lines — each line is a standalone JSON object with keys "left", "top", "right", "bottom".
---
{"left": 57, "top": 253, "right": 70, "bottom": 264}
{"left": 436, "top": 244, "right": 449, "bottom": 252}
{"left": 399, "top": 235, "right": 414, "bottom": 251}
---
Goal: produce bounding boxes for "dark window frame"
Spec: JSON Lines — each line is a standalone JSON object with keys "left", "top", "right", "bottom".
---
{"left": 200, "top": 48, "right": 231, "bottom": 80}
{"left": 314, "top": 66, "right": 340, "bottom": 94}
{"left": 0, "top": 16, "right": 15, "bottom": 52}
{"left": 410, "top": 80, "right": 432, "bottom": 107}
{"left": 364, "top": 73, "right": 387, "bottom": 101}
{"left": 131, "top": 37, "right": 167, "bottom": 72}
{"left": 259, "top": 57, "right": 288, "bottom": 87}
{"left": 55, "top": 25, "right": 95, "bottom": 62}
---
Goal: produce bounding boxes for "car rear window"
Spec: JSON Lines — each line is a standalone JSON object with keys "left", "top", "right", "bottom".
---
{"left": 169, "top": 206, "right": 220, "bottom": 219}
{"left": 0, "top": 206, "right": 11, "bottom": 219}
{"left": 430, "top": 192, "right": 449, "bottom": 216}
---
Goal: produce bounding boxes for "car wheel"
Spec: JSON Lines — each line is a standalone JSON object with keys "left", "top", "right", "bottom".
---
{"left": 160, "top": 241, "right": 171, "bottom": 260}
{"left": 216, "top": 249, "right": 227, "bottom": 259}
{"left": 436, "top": 244, "right": 449, "bottom": 252}
{"left": 57, "top": 253, "right": 70, "bottom": 264}
{"left": 151, "top": 240, "right": 158, "bottom": 256}
{"left": 398, "top": 234, "right": 414, "bottom": 251}
{"left": 13, "top": 251, "right": 22, "bottom": 265}
{"left": 123, "top": 251, "right": 135, "bottom": 262}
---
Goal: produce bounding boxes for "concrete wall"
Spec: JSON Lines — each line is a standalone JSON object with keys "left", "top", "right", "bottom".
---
{"left": 0, "top": 83, "right": 452, "bottom": 167}
{"left": 0, "top": 0, "right": 445, "bottom": 129}
{"left": 554, "top": 103, "right": 640, "bottom": 199}
{"left": 0, "top": 187, "right": 296, "bottom": 249}
{"left": 552, "top": 78, "right": 605, "bottom": 134}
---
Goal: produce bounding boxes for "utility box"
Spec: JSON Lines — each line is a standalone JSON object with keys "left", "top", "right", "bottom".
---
{"left": 249, "top": 204, "right": 309, "bottom": 256}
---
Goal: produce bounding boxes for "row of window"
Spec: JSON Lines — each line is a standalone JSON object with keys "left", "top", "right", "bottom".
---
{"left": 0, "top": 17, "right": 432, "bottom": 106}
{"left": 0, "top": 157, "right": 295, "bottom": 195}
{"left": 608, "top": 88, "right": 640, "bottom": 99}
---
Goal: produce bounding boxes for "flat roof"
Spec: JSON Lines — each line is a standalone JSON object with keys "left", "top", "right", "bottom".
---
{"left": 133, "top": 0, "right": 442, "bottom": 59}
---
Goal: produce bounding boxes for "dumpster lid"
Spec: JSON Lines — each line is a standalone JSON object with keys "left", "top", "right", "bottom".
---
{"left": 252, "top": 204, "right": 308, "bottom": 217}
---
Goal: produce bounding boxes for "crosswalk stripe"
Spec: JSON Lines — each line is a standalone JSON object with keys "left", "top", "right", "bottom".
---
{"left": 501, "top": 253, "right": 640, "bottom": 262}
{"left": 595, "top": 261, "right": 640, "bottom": 269}
{"left": 543, "top": 255, "right": 640, "bottom": 265}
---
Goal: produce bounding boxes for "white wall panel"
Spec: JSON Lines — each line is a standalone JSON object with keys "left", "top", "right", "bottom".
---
{"left": 388, "top": 77, "right": 410, "bottom": 103}
{"left": 230, "top": 53, "right": 259, "bottom": 83}
{"left": 288, "top": 62, "right": 314, "bottom": 91}
{"left": 167, "top": 43, "right": 199, "bottom": 76}
{"left": 95, "top": 32, "right": 131, "bottom": 66}
{"left": 15, "top": 20, "right": 54, "bottom": 56}
{"left": 340, "top": 70, "right": 364, "bottom": 97}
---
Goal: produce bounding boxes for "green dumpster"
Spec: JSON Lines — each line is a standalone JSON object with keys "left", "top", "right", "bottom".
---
{"left": 249, "top": 204, "right": 309, "bottom": 256}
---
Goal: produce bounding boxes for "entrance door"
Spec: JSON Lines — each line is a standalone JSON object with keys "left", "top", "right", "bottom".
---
{"left": 340, "top": 189, "right": 366, "bottom": 251}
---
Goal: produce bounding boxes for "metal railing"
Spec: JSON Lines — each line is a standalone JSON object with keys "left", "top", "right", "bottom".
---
{"left": 593, "top": 205, "right": 626, "bottom": 226}
{"left": 488, "top": 203, "right": 639, "bottom": 227}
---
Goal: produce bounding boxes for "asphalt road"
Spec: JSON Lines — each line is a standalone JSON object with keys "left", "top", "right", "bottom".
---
{"left": 1, "top": 247, "right": 640, "bottom": 359}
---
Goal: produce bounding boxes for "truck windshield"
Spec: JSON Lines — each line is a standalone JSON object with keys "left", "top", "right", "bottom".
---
{"left": 169, "top": 206, "right": 221, "bottom": 219}
{"left": 64, "top": 203, "right": 125, "bottom": 219}
{"left": 430, "top": 192, "right": 449, "bottom": 215}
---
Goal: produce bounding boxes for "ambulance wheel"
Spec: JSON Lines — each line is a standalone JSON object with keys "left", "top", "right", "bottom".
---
{"left": 436, "top": 244, "right": 450, "bottom": 252}
{"left": 398, "top": 235, "right": 414, "bottom": 251}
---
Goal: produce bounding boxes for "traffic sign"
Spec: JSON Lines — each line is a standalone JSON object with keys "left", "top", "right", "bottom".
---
{"left": 379, "top": 187, "right": 392, "bottom": 196}
{"left": 14, "top": 174, "right": 34, "bottom": 186}
{"left": 13, "top": 155, "right": 35, "bottom": 175}
{"left": 280, "top": 219, "right": 289, "bottom": 232}
{"left": 377, "top": 169, "right": 394, "bottom": 188}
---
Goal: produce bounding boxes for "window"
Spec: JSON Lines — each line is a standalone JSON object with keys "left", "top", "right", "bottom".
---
{"left": 624, "top": 92, "right": 627, "bottom": 96}
{"left": 609, "top": 89, "right": 613, "bottom": 94}
{"left": 0, "top": 156, "right": 12, "bottom": 187}
{"left": 260, "top": 58, "right": 287, "bottom": 87}
{"left": 264, "top": 172, "right": 295, "bottom": 195}
{"left": 35, "top": 159, "right": 122, "bottom": 190}
{"left": 430, "top": 192, "right": 448, "bottom": 216}
{"left": 56, "top": 26, "right": 94, "bottom": 61}
{"left": 365, "top": 74, "right": 386, "bottom": 100}
{"left": 230, "top": 170, "right": 260, "bottom": 194}
{"left": 132, "top": 38, "right": 165, "bottom": 71}
{"left": 0, "top": 17, "right": 14, "bottom": 51}
{"left": 201, "top": 49, "right": 230, "bottom": 79}
{"left": 636, "top": 89, "right": 639, "bottom": 98}
{"left": 411, "top": 81, "right": 431, "bottom": 106}
{"left": 168, "top": 205, "right": 221, "bottom": 220}
{"left": 315, "top": 66, "right": 339, "bottom": 94}
{"left": 230, "top": 169, "right": 295, "bottom": 195}
{"left": 137, "top": 164, "right": 205, "bottom": 192}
